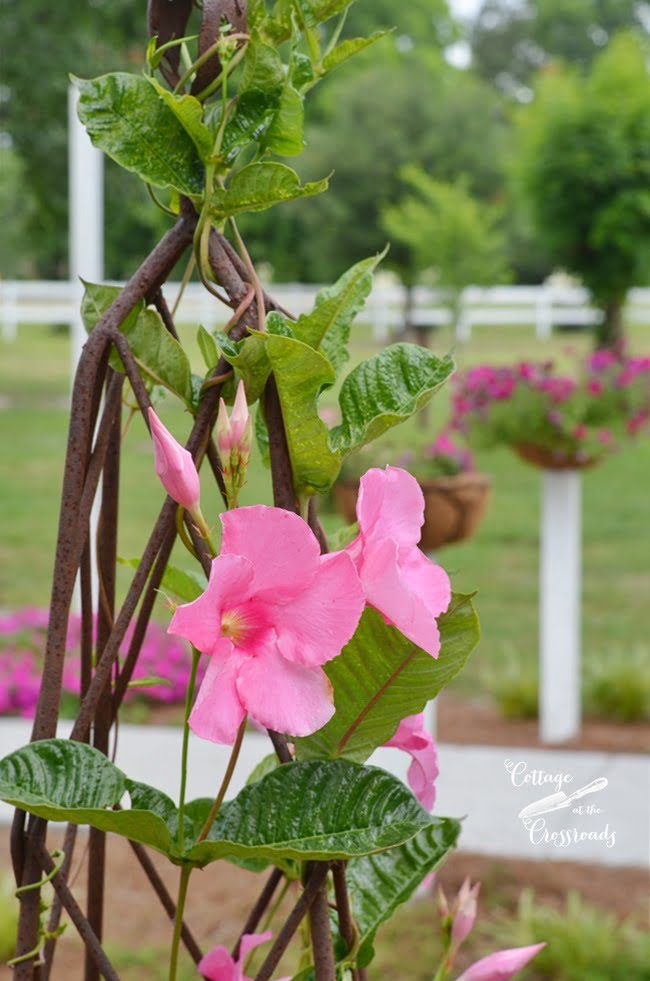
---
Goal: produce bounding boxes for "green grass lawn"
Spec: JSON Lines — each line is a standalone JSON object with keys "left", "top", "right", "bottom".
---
{"left": 1, "top": 318, "right": 648, "bottom": 702}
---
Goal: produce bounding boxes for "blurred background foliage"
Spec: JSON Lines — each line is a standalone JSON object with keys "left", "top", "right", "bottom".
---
{"left": 0, "top": 0, "right": 648, "bottom": 287}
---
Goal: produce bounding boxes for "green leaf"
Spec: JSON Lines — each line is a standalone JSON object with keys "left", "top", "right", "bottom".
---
{"left": 328, "top": 522, "right": 359, "bottom": 551}
{"left": 73, "top": 73, "right": 204, "bottom": 196}
{"left": 118, "top": 557, "right": 207, "bottom": 602}
{"left": 81, "top": 281, "right": 194, "bottom": 409}
{"left": 322, "top": 33, "right": 387, "bottom": 76}
{"left": 211, "top": 162, "right": 328, "bottom": 219}
{"left": 263, "top": 333, "right": 341, "bottom": 494}
{"left": 0, "top": 741, "right": 175, "bottom": 857}
{"left": 197, "top": 325, "right": 219, "bottom": 371}
{"left": 240, "top": 39, "right": 285, "bottom": 94}
{"left": 346, "top": 819, "right": 461, "bottom": 967}
{"left": 295, "top": 595, "right": 480, "bottom": 763}
{"left": 263, "top": 85, "right": 305, "bottom": 156}
{"left": 215, "top": 331, "right": 271, "bottom": 404}
{"left": 293, "top": 250, "right": 386, "bottom": 375}
{"left": 126, "top": 675, "right": 173, "bottom": 690}
{"left": 330, "top": 345, "right": 455, "bottom": 456}
{"left": 185, "top": 760, "right": 436, "bottom": 867}
{"left": 245, "top": 754, "right": 280, "bottom": 786}
{"left": 146, "top": 78, "right": 214, "bottom": 163}
{"left": 255, "top": 403, "right": 271, "bottom": 468}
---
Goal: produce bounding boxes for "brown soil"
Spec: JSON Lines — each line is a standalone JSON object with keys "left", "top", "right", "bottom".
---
{"left": 1, "top": 827, "right": 647, "bottom": 980}
{"left": 438, "top": 693, "right": 650, "bottom": 754}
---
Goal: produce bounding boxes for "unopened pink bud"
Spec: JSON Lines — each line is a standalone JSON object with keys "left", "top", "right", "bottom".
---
{"left": 456, "top": 942, "right": 546, "bottom": 981}
{"left": 215, "top": 381, "right": 252, "bottom": 508}
{"left": 451, "top": 879, "right": 480, "bottom": 947}
{"left": 148, "top": 408, "right": 201, "bottom": 513}
{"left": 437, "top": 885, "right": 450, "bottom": 921}
{"left": 230, "top": 379, "right": 252, "bottom": 452}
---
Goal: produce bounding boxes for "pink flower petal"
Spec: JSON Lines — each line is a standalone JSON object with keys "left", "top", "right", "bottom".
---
{"left": 220, "top": 507, "right": 321, "bottom": 601}
{"left": 397, "top": 547, "right": 451, "bottom": 619}
{"left": 457, "top": 943, "right": 546, "bottom": 981}
{"left": 236, "top": 650, "right": 334, "bottom": 737}
{"left": 198, "top": 945, "right": 239, "bottom": 981}
{"left": 189, "top": 653, "right": 247, "bottom": 744}
{"left": 169, "top": 555, "right": 255, "bottom": 655}
{"left": 238, "top": 931, "right": 272, "bottom": 965}
{"left": 274, "top": 551, "right": 365, "bottom": 667}
{"left": 385, "top": 713, "right": 439, "bottom": 810}
{"left": 357, "top": 466, "right": 424, "bottom": 548}
{"left": 361, "top": 538, "right": 442, "bottom": 657}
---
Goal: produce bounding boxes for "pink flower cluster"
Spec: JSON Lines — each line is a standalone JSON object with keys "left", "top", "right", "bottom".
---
{"left": 450, "top": 349, "right": 650, "bottom": 462}
{"left": 424, "top": 432, "right": 475, "bottom": 475}
{"left": 0, "top": 608, "right": 200, "bottom": 718}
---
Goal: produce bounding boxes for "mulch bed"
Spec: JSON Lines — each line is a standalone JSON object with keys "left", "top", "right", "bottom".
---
{"left": 438, "top": 693, "right": 650, "bottom": 753}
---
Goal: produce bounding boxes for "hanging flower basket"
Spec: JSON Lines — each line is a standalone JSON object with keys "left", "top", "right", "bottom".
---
{"left": 513, "top": 443, "right": 602, "bottom": 471}
{"left": 334, "top": 470, "right": 492, "bottom": 550}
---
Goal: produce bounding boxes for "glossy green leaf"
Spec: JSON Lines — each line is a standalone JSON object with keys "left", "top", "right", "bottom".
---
{"left": 322, "top": 33, "right": 387, "bottom": 75}
{"left": 215, "top": 330, "right": 271, "bottom": 403}
{"left": 346, "top": 819, "right": 461, "bottom": 967}
{"left": 240, "top": 39, "right": 285, "bottom": 94}
{"left": 264, "top": 85, "right": 304, "bottom": 156}
{"left": 211, "top": 162, "right": 328, "bottom": 219}
{"left": 264, "top": 333, "right": 341, "bottom": 494}
{"left": 185, "top": 760, "right": 436, "bottom": 867}
{"left": 81, "top": 281, "right": 194, "bottom": 409}
{"left": 330, "top": 345, "right": 455, "bottom": 456}
{"left": 293, "top": 250, "right": 386, "bottom": 374}
{"left": 73, "top": 73, "right": 205, "bottom": 196}
{"left": 146, "top": 78, "right": 214, "bottom": 162}
{"left": 255, "top": 403, "right": 271, "bottom": 468}
{"left": 0, "top": 741, "right": 176, "bottom": 856}
{"left": 197, "top": 325, "right": 219, "bottom": 371}
{"left": 295, "top": 594, "right": 480, "bottom": 763}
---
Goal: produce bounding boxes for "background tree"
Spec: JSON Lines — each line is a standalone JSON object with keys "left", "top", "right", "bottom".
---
{"left": 382, "top": 166, "right": 510, "bottom": 333}
{"left": 469, "top": 0, "right": 647, "bottom": 95}
{"left": 517, "top": 32, "right": 650, "bottom": 347}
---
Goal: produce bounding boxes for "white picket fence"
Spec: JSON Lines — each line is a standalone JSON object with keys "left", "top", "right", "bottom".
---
{"left": 2, "top": 279, "right": 650, "bottom": 345}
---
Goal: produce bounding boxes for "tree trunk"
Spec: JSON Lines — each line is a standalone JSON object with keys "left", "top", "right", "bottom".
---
{"left": 596, "top": 297, "right": 625, "bottom": 350}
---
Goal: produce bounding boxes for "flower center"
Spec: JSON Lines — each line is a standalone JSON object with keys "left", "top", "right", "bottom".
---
{"left": 220, "top": 609, "right": 250, "bottom": 646}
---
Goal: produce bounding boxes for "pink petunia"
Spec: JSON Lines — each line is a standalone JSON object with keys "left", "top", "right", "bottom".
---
{"left": 198, "top": 931, "right": 289, "bottom": 981}
{"left": 456, "top": 943, "right": 546, "bottom": 981}
{"left": 345, "top": 467, "right": 451, "bottom": 657}
{"left": 169, "top": 506, "right": 365, "bottom": 744}
{"left": 385, "top": 712, "right": 439, "bottom": 810}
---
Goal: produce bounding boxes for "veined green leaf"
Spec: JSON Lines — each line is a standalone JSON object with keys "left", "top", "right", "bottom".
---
{"left": 295, "top": 595, "right": 480, "bottom": 763}
{"left": 264, "top": 85, "right": 305, "bottom": 156}
{"left": 215, "top": 330, "right": 271, "bottom": 403}
{"left": 330, "top": 345, "right": 455, "bottom": 455}
{"left": 73, "top": 73, "right": 205, "bottom": 196}
{"left": 211, "top": 162, "right": 328, "bottom": 219}
{"left": 264, "top": 333, "right": 341, "bottom": 494}
{"left": 185, "top": 760, "right": 437, "bottom": 867}
{"left": 322, "top": 32, "right": 387, "bottom": 76}
{"left": 293, "top": 250, "right": 387, "bottom": 374}
{"left": 197, "top": 325, "right": 219, "bottom": 371}
{"left": 346, "top": 819, "right": 461, "bottom": 967}
{"left": 81, "top": 281, "right": 194, "bottom": 409}
{"left": 145, "top": 78, "right": 214, "bottom": 163}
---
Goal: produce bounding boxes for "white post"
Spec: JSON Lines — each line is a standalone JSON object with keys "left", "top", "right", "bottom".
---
{"left": 539, "top": 470, "right": 582, "bottom": 742}
{"left": 68, "top": 83, "right": 103, "bottom": 374}
{"left": 69, "top": 84, "right": 104, "bottom": 608}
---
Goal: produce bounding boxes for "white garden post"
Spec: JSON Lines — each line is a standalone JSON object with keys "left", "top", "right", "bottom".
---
{"left": 68, "top": 83, "right": 104, "bottom": 375}
{"left": 539, "top": 469, "right": 582, "bottom": 742}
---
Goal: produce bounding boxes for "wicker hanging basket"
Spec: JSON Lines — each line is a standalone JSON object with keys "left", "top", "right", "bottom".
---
{"left": 334, "top": 472, "right": 492, "bottom": 550}
{"left": 514, "top": 443, "right": 602, "bottom": 470}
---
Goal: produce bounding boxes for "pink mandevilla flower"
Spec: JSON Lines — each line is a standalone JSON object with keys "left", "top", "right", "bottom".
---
{"left": 456, "top": 942, "right": 546, "bottom": 981}
{"left": 384, "top": 712, "right": 439, "bottom": 810}
{"left": 198, "top": 931, "right": 289, "bottom": 981}
{"left": 345, "top": 467, "right": 451, "bottom": 656}
{"left": 148, "top": 408, "right": 201, "bottom": 514}
{"left": 169, "top": 506, "right": 365, "bottom": 744}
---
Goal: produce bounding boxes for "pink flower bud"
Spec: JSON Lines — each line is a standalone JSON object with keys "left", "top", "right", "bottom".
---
{"left": 451, "top": 879, "right": 480, "bottom": 947}
{"left": 216, "top": 381, "right": 253, "bottom": 508}
{"left": 437, "top": 885, "right": 450, "bottom": 921}
{"left": 456, "top": 942, "right": 546, "bottom": 981}
{"left": 148, "top": 408, "right": 201, "bottom": 514}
